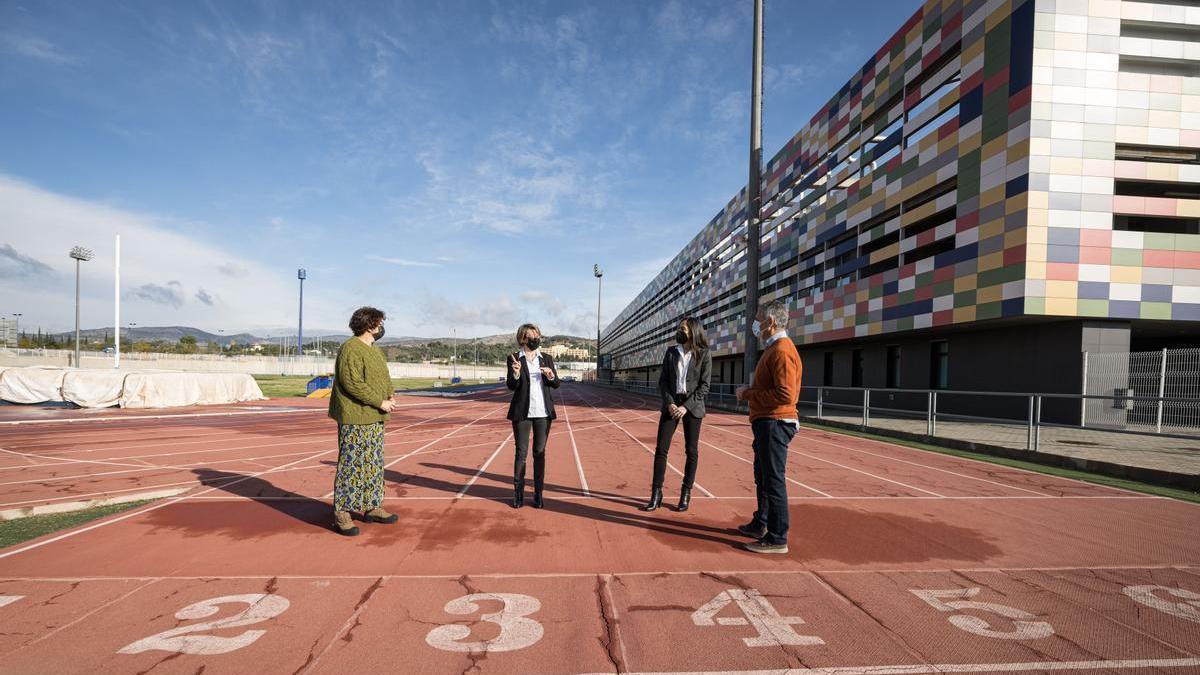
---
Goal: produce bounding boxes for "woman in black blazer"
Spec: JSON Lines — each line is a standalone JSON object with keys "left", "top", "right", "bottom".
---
{"left": 506, "top": 323, "right": 560, "bottom": 509}
{"left": 641, "top": 316, "right": 711, "bottom": 512}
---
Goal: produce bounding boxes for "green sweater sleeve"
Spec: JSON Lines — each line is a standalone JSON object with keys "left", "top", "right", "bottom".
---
{"left": 337, "top": 346, "right": 381, "bottom": 409}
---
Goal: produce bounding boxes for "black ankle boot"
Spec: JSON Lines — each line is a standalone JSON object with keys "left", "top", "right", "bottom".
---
{"left": 639, "top": 487, "right": 662, "bottom": 512}
{"left": 512, "top": 481, "right": 525, "bottom": 509}
{"left": 532, "top": 489, "right": 544, "bottom": 509}
{"left": 677, "top": 488, "right": 691, "bottom": 512}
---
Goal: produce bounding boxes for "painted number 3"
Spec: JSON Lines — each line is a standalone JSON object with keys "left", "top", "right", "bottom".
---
{"left": 911, "top": 588, "right": 1054, "bottom": 640}
{"left": 425, "top": 593, "right": 544, "bottom": 653}
{"left": 119, "top": 594, "right": 290, "bottom": 656}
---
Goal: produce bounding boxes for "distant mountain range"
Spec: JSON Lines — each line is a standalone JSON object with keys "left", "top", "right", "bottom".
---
{"left": 48, "top": 326, "right": 593, "bottom": 347}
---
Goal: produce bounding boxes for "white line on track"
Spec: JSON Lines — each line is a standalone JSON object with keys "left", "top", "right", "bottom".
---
{"left": 706, "top": 423, "right": 945, "bottom": 498}
{"left": 698, "top": 438, "right": 834, "bottom": 498}
{"left": 576, "top": 658, "right": 1200, "bottom": 674}
{"left": 0, "top": 400, "right": 495, "bottom": 559}
{"left": 562, "top": 388, "right": 591, "bottom": 497}
{"left": 456, "top": 432, "right": 515, "bottom": 498}
{"left": 576, "top": 387, "right": 716, "bottom": 498}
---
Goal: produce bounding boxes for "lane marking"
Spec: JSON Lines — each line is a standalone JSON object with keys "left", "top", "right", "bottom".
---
{"left": 299, "top": 576, "right": 388, "bottom": 674}
{"left": 0, "top": 400, "right": 497, "bottom": 559}
{"left": 698, "top": 439, "right": 834, "bottom": 498}
{"left": 2, "top": 578, "right": 162, "bottom": 655}
{"left": 578, "top": 388, "right": 716, "bottom": 498}
{"left": 562, "top": 388, "right": 591, "bottom": 497}
{"left": 456, "top": 432, "right": 515, "bottom": 498}
{"left": 575, "top": 658, "right": 1200, "bottom": 674}
{"left": 707, "top": 423, "right": 945, "bottom": 498}
{"left": 0, "top": 487, "right": 192, "bottom": 520}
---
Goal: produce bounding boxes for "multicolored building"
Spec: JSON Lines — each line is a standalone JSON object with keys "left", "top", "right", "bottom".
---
{"left": 600, "top": 0, "right": 1200, "bottom": 405}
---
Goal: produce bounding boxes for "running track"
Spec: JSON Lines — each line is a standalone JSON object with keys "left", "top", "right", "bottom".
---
{"left": 0, "top": 384, "right": 1197, "bottom": 674}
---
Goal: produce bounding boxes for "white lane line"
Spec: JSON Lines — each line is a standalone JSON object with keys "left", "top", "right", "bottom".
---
{"left": 0, "top": 479, "right": 203, "bottom": 509}
{"left": 2, "top": 578, "right": 162, "bottom": 655}
{"left": 0, "top": 487, "right": 193, "bottom": 520}
{"left": 0, "top": 401, "right": 497, "bottom": 559}
{"left": 456, "top": 432, "right": 515, "bottom": 498}
{"left": 575, "top": 658, "right": 1200, "bottom": 674}
{"left": 563, "top": 388, "right": 591, "bottom": 497}
{"left": 698, "top": 439, "right": 833, "bottom": 498}
{"left": 578, "top": 387, "right": 716, "bottom": 498}
{"left": 707, "top": 423, "right": 945, "bottom": 498}
{"left": 798, "top": 433, "right": 1055, "bottom": 496}
{"left": 178, "top": 494, "right": 1155, "bottom": 502}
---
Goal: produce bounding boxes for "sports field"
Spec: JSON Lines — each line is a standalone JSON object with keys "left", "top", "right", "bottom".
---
{"left": 0, "top": 384, "right": 1197, "bottom": 674}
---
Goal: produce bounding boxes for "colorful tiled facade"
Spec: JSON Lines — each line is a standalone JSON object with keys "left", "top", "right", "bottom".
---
{"left": 601, "top": 0, "right": 1200, "bottom": 390}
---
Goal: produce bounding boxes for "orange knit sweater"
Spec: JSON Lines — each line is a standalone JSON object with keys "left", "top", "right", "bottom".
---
{"left": 745, "top": 336, "right": 803, "bottom": 421}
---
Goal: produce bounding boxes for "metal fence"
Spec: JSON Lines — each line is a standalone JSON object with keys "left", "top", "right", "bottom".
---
{"left": 1083, "top": 348, "right": 1200, "bottom": 434}
{"left": 600, "top": 380, "right": 1200, "bottom": 451}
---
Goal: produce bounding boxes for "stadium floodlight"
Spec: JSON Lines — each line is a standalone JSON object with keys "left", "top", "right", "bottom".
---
{"left": 69, "top": 245, "right": 94, "bottom": 368}
{"left": 594, "top": 264, "right": 603, "bottom": 383}
{"left": 297, "top": 268, "right": 306, "bottom": 362}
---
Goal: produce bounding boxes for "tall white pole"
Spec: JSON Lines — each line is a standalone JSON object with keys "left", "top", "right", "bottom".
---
{"left": 114, "top": 234, "right": 121, "bottom": 369}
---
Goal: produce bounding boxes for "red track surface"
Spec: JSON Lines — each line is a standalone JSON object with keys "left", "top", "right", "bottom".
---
{"left": 0, "top": 384, "right": 1197, "bottom": 674}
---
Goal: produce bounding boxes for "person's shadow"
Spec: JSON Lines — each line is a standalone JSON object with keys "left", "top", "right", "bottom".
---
{"left": 192, "top": 468, "right": 331, "bottom": 531}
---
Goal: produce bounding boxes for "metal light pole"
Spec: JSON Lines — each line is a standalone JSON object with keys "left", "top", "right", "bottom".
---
{"left": 69, "top": 246, "right": 94, "bottom": 368}
{"left": 742, "top": 0, "right": 765, "bottom": 380}
{"left": 297, "top": 268, "right": 306, "bottom": 361}
{"left": 474, "top": 337, "right": 478, "bottom": 381}
{"left": 11, "top": 313, "right": 20, "bottom": 350}
{"left": 452, "top": 328, "right": 458, "bottom": 380}
{"left": 593, "top": 264, "right": 603, "bottom": 383}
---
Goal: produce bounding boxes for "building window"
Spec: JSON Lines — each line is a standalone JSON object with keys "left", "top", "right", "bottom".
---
{"left": 851, "top": 349, "right": 864, "bottom": 388}
{"left": 930, "top": 341, "right": 949, "bottom": 390}
{"left": 886, "top": 345, "right": 901, "bottom": 389}
{"left": 823, "top": 352, "right": 834, "bottom": 386}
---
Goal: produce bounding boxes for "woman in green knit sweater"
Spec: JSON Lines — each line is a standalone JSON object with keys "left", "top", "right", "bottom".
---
{"left": 328, "top": 306, "right": 398, "bottom": 536}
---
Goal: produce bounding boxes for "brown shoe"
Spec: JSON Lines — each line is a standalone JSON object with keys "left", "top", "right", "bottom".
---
{"left": 364, "top": 507, "right": 398, "bottom": 524}
{"left": 333, "top": 510, "right": 360, "bottom": 536}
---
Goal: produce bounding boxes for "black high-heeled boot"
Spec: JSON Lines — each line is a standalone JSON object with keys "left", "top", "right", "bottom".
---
{"left": 532, "top": 489, "right": 544, "bottom": 509}
{"left": 639, "top": 487, "right": 662, "bottom": 512}
{"left": 512, "top": 480, "right": 525, "bottom": 509}
{"left": 677, "top": 487, "right": 692, "bottom": 512}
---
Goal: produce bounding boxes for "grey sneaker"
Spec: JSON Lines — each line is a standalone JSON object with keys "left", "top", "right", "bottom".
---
{"left": 744, "top": 539, "right": 787, "bottom": 554}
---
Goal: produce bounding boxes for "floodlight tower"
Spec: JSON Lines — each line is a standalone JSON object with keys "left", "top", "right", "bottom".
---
{"left": 593, "top": 264, "right": 603, "bottom": 383}
{"left": 297, "top": 268, "right": 306, "bottom": 360}
{"left": 69, "top": 246, "right": 94, "bottom": 368}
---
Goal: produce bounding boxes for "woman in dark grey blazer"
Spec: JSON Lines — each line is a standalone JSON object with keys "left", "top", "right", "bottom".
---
{"left": 640, "top": 316, "right": 711, "bottom": 512}
{"left": 506, "top": 322, "right": 560, "bottom": 509}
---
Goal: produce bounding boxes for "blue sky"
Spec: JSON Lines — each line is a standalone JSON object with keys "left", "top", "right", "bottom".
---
{"left": 1, "top": 0, "right": 918, "bottom": 338}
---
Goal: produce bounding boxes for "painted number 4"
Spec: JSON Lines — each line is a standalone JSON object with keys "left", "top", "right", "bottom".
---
{"left": 692, "top": 588, "right": 824, "bottom": 647}
{"left": 911, "top": 588, "right": 1054, "bottom": 640}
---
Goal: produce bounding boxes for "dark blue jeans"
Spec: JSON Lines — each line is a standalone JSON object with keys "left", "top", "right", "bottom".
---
{"left": 750, "top": 419, "right": 797, "bottom": 545}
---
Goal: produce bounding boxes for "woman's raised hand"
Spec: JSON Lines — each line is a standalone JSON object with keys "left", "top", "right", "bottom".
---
{"left": 511, "top": 356, "right": 522, "bottom": 377}
{"left": 540, "top": 367, "right": 554, "bottom": 380}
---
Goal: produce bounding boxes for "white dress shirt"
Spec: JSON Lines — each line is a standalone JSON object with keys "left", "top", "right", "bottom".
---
{"left": 674, "top": 345, "right": 693, "bottom": 395}
{"left": 524, "top": 350, "right": 548, "bottom": 418}
{"left": 761, "top": 330, "right": 798, "bottom": 429}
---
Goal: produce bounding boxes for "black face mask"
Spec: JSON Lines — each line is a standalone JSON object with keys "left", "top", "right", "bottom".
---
{"left": 675, "top": 330, "right": 688, "bottom": 345}
{"left": 526, "top": 337, "right": 541, "bottom": 350}
{"left": 373, "top": 325, "right": 385, "bottom": 340}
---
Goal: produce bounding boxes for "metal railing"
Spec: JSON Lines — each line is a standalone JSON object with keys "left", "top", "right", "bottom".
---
{"left": 600, "top": 380, "right": 1200, "bottom": 450}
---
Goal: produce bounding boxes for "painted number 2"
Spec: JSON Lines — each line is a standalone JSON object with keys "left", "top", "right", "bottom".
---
{"left": 911, "top": 588, "right": 1054, "bottom": 640}
{"left": 119, "top": 594, "right": 290, "bottom": 656}
{"left": 692, "top": 588, "right": 824, "bottom": 647}
{"left": 1124, "top": 585, "right": 1200, "bottom": 623}
{"left": 425, "top": 593, "right": 544, "bottom": 653}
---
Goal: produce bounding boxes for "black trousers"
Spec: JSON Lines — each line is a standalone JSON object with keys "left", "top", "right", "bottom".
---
{"left": 750, "top": 419, "right": 796, "bottom": 545}
{"left": 513, "top": 418, "right": 551, "bottom": 492}
{"left": 652, "top": 395, "right": 702, "bottom": 490}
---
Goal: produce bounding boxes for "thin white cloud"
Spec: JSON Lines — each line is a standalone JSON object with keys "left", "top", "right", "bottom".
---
{"left": 0, "top": 32, "right": 74, "bottom": 64}
{"left": 367, "top": 255, "right": 441, "bottom": 268}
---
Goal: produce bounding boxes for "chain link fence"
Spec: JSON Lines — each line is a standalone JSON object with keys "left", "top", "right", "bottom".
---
{"left": 1083, "top": 348, "right": 1200, "bottom": 434}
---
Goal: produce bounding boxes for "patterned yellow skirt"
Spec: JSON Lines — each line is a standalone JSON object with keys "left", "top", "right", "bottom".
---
{"left": 333, "top": 422, "right": 385, "bottom": 513}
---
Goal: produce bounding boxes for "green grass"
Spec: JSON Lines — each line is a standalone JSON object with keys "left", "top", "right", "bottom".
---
{"left": 0, "top": 500, "right": 155, "bottom": 550}
{"left": 253, "top": 375, "right": 493, "bottom": 398}
{"left": 801, "top": 422, "right": 1200, "bottom": 504}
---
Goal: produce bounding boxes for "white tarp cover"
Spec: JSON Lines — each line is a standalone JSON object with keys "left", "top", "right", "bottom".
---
{"left": 0, "top": 367, "right": 265, "bottom": 408}
{"left": 61, "top": 370, "right": 131, "bottom": 409}
{"left": 0, "top": 366, "right": 67, "bottom": 404}
{"left": 119, "top": 372, "right": 265, "bottom": 409}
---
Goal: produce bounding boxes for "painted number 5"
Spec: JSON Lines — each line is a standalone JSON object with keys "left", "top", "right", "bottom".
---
{"left": 119, "top": 594, "right": 290, "bottom": 656}
{"left": 1124, "top": 585, "right": 1200, "bottom": 623}
{"left": 911, "top": 588, "right": 1054, "bottom": 640}
{"left": 425, "top": 593, "right": 544, "bottom": 653}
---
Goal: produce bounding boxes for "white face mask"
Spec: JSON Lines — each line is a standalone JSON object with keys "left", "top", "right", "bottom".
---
{"left": 751, "top": 319, "right": 763, "bottom": 341}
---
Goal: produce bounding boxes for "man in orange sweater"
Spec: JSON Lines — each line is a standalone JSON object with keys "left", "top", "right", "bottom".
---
{"left": 735, "top": 300, "right": 801, "bottom": 554}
